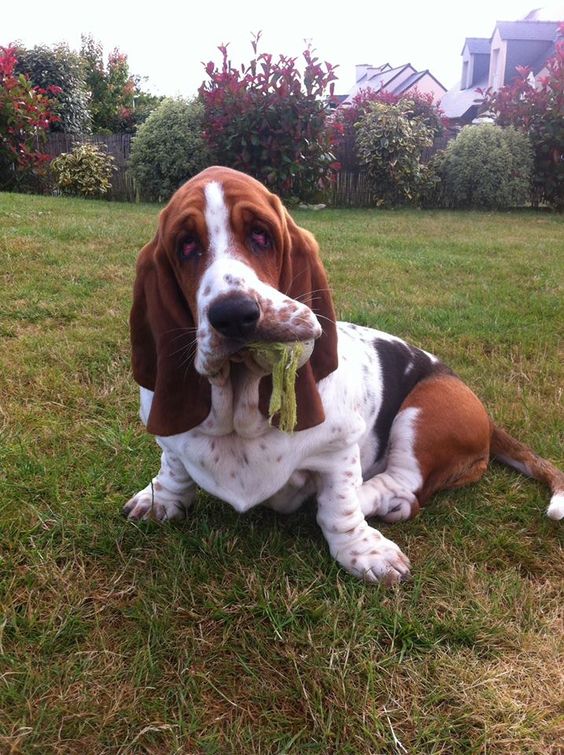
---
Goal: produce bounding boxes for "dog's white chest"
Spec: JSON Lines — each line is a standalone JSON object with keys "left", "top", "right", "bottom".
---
{"left": 141, "top": 386, "right": 305, "bottom": 511}
{"left": 165, "top": 430, "right": 299, "bottom": 512}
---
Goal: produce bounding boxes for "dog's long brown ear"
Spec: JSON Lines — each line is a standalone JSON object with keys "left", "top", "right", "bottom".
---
{"left": 259, "top": 209, "right": 339, "bottom": 431}
{"left": 130, "top": 236, "right": 211, "bottom": 436}
{"left": 284, "top": 214, "right": 339, "bottom": 382}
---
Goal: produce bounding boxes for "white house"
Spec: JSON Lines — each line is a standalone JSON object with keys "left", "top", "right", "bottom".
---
{"left": 441, "top": 8, "right": 562, "bottom": 124}
{"left": 338, "top": 62, "right": 446, "bottom": 107}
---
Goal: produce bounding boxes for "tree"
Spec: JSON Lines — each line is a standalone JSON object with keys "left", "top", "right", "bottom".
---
{"left": 80, "top": 35, "right": 137, "bottom": 133}
{"left": 79, "top": 36, "right": 160, "bottom": 133}
{"left": 199, "top": 34, "right": 338, "bottom": 200}
{"left": 14, "top": 43, "right": 91, "bottom": 134}
{"left": 0, "top": 45, "right": 60, "bottom": 190}
{"left": 126, "top": 84, "right": 163, "bottom": 130}
{"left": 355, "top": 100, "right": 435, "bottom": 206}
{"left": 480, "top": 26, "right": 563, "bottom": 209}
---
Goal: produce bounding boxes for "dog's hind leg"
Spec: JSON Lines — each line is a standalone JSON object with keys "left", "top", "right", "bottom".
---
{"left": 358, "top": 374, "right": 491, "bottom": 521}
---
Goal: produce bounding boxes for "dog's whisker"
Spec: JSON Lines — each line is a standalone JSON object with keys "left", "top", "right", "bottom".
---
{"left": 167, "top": 338, "right": 198, "bottom": 359}
{"left": 179, "top": 343, "right": 199, "bottom": 366}
{"left": 163, "top": 326, "right": 198, "bottom": 337}
{"left": 282, "top": 268, "right": 310, "bottom": 297}
{"left": 293, "top": 287, "right": 332, "bottom": 303}
{"left": 313, "top": 312, "right": 337, "bottom": 326}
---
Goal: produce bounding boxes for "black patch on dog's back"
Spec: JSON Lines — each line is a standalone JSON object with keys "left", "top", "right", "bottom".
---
{"left": 373, "top": 338, "right": 451, "bottom": 460}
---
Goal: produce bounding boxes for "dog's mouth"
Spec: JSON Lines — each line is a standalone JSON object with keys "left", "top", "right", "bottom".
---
{"left": 206, "top": 337, "right": 316, "bottom": 386}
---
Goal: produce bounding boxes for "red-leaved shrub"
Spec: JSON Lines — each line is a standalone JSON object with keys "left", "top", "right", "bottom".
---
{"left": 0, "top": 45, "right": 60, "bottom": 190}
{"left": 199, "top": 35, "right": 338, "bottom": 200}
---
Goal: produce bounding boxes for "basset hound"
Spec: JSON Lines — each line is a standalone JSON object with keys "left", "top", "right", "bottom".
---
{"left": 124, "top": 166, "right": 563, "bottom": 584}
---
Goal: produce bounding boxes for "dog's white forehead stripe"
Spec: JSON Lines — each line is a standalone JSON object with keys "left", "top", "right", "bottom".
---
{"left": 204, "top": 181, "right": 230, "bottom": 258}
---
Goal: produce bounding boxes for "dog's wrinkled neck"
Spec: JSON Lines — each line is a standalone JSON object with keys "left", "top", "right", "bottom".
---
{"left": 203, "top": 361, "right": 270, "bottom": 438}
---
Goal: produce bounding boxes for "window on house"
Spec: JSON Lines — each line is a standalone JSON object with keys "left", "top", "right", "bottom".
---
{"left": 462, "top": 61, "right": 469, "bottom": 89}
{"left": 490, "top": 48, "right": 500, "bottom": 88}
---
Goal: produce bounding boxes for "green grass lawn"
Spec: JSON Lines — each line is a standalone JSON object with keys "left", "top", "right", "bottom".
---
{"left": 1, "top": 192, "right": 562, "bottom": 753}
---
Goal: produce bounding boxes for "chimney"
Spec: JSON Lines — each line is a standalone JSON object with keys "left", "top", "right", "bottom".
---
{"left": 355, "top": 64, "right": 372, "bottom": 83}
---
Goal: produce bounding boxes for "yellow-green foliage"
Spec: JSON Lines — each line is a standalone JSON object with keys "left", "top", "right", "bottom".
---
{"left": 355, "top": 100, "right": 434, "bottom": 207}
{"left": 248, "top": 342, "right": 304, "bottom": 432}
{"left": 434, "top": 125, "right": 533, "bottom": 209}
{"left": 51, "top": 143, "right": 115, "bottom": 197}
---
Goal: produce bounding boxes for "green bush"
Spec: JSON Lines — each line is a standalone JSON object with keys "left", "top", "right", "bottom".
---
{"left": 129, "top": 98, "right": 209, "bottom": 202}
{"left": 355, "top": 100, "right": 434, "bottom": 206}
{"left": 434, "top": 124, "right": 533, "bottom": 209}
{"left": 50, "top": 144, "right": 115, "bottom": 198}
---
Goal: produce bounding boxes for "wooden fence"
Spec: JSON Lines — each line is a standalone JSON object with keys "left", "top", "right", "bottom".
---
{"left": 43, "top": 130, "right": 454, "bottom": 206}
{"left": 44, "top": 133, "right": 135, "bottom": 201}
{"left": 330, "top": 172, "right": 376, "bottom": 207}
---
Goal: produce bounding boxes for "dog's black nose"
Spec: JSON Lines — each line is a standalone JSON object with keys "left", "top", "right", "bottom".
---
{"left": 208, "top": 296, "right": 260, "bottom": 339}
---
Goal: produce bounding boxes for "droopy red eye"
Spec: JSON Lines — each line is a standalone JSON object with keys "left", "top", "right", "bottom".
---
{"left": 178, "top": 234, "right": 202, "bottom": 261}
{"left": 249, "top": 226, "right": 271, "bottom": 250}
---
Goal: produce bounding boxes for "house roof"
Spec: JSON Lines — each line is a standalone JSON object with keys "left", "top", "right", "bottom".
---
{"left": 369, "top": 63, "right": 392, "bottom": 74}
{"left": 330, "top": 94, "right": 349, "bottom": 106}
{"left": 340, "top": 61, "right": 446, "bottom": 107}
{"left": 529, "top": 40, "right": 556, "bottom": 73}
{"left": 443, "top": 14, "right": 561, "bottom": 121}
{"left": 393, "top": 70, "right": 428, "bottom": 94}
{"left": 393, "top": 69, "right": 447, "bottom": 96}
{"left": 463, "top": 37, "right": 490, "bottom": 55}
{"left": 493, "top": 20, "right": 559, "bottom": 41}
{"left": 357, "top": 63, "right": 415, "bottom": 89}
{"left": 354, "top": 63, "right": 394, "bottom": 87}
{"left": 439, "top": 80, "right": 486, "bottom": 118}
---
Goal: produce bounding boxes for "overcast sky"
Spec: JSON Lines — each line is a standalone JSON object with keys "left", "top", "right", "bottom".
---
{"left": 5, "top": 1, "right": 563, "bottom": 97}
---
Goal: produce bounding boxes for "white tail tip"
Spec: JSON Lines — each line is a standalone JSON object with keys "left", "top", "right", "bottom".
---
{"left": 547, "top": 493, "right": 564, "bottom": 521}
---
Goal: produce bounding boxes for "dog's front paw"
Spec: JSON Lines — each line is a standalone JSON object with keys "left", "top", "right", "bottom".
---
{"left": 122, "top": 483, "right": 190, "bottom": 522}
{"left": 334, "top": 529, "right": 411, "bottom": 585}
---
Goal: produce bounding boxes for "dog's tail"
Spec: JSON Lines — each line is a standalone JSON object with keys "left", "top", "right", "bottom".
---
{"left": 490, "top": 423, "right": 564, "bottom": 520}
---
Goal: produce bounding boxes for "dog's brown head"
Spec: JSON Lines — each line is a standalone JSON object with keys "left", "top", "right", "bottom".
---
{"left": 131, "top": 166, "right": 338, "bottom": 435}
